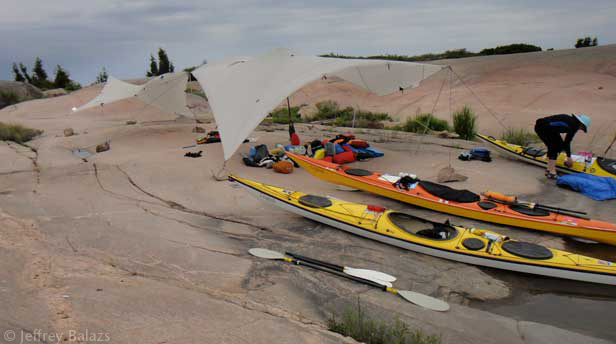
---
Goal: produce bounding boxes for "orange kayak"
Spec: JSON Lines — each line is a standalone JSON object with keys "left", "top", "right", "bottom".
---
{"left": 287, "top": 152, "right": 616, "bottom": 245}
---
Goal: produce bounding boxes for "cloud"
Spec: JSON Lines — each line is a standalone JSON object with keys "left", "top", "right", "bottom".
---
{"left": 1, "top": 0, "right": 615, "bottom": 84}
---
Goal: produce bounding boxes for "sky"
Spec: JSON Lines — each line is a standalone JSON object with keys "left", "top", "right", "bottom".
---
{"left": 2, "top": 0, "right": 615, "bottom": 85}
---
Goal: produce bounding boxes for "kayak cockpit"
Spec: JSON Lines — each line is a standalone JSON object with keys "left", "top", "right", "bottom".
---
{"left": 388, "top": 212, "right": 457, "bottom": 240}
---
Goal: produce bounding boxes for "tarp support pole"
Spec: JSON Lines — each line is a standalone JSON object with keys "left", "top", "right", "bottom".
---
{"left": 286, "top": 97, "right": 292, "bottom": 123}
{"left": 605, "top": 132, "right": 616, "bottom": 156}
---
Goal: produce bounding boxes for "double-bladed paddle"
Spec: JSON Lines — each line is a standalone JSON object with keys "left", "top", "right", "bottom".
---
{"left": 285, "top": 251, "right": 396, "bottom": 284}
{"left": 249, "top": 248, "right": 450, "bottom": 312}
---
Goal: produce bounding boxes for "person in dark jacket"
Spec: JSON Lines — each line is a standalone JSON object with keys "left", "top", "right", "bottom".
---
{"left": 534, "top": 114, "right": 591, "bottom": 179}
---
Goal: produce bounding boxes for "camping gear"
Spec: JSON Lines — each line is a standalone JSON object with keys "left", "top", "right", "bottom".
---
{"left": 458, "top": 147, "right": 491, "bottom": 162}
{"left": 556, "top": 173, "right": 616, "bottom": 201}
{"left": 333, "top": 150, "right": 355, "bottom": 164}
{"left": 286, "top": 153, "right": 616, "bottom": 245}
{"left": 289, "top": 122, "right": 300, "bottom": 145}
{"left": 248, "top": 247, "right": 449, "bottom": 311}
{"left": 234, "top": 177, "right": 616, "bottom": 285}
{"left": 184, "top": 151, "right": 203, "bottom": 158}
{"left": 325, "top": 142, "right": 335, "bottom": 156}
{"left": 191, "top": 48, "right": 444, "bottom": 160}
{"left": 313, "top": 149, "right": 325, "bottom": 160}
{"left": 476, "top": 134, "right": 616, "bottom": 179}
{"left": 273, "top": 160, "right": 294, "bottom": 174}
{"left": 349, "top": 139, "right": 370, "bottom": 148}
{"left": 352, "top": 147, "right": 384, "bottom": 160}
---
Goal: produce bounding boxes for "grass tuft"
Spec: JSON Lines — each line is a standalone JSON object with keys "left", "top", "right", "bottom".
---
{"left": 0, "top": 122, "right": 43, "bottom": 143}
{"left": 327, "top": 299, "right": 441, "bottom": 344}
{"left": 501, "top": 127, "right": 540, "bottom": 146}
{"left": 0, "top": 91, "right": 21, "bottom": 108}
{"left": 305, "top": 100, "right": 392, "bottom": 129}
{"left": 269, "top": 106, "right": 302, "bottom": 124}
{"left": 396, "top": 113, "right": 450, "bottom": 133}
{"left": 452, "top": 106, "right": 477, "bottom": 140}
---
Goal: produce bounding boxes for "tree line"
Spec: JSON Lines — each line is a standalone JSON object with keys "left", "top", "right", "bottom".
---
{"left": 321, "top": 37, "right": 601, "bottom": 62}
{"left": 575, "top": 36, "right": 598, "bottom": 48}
{"left": 12, "top": 57, "right": 80, "bottom": 91}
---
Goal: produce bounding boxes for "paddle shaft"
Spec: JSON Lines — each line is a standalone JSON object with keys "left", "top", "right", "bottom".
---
{"left": 285, "top": 256, "right": 388, "bottom": 291}
{"left": 523, "top": 201, "right": 587, "bottom": 215}
{"left": 487, "top": 198, "right": 589, "bottom": 219}
{"left": 285, "top": 252, "right": 344, "bottom": 272}
{"left": 604, "top": 133, "right": 616, "bottom": 155}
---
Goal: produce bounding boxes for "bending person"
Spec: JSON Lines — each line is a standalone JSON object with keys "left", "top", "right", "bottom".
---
{"left": 534, "top": 114, "right": 590, "bottom": 179}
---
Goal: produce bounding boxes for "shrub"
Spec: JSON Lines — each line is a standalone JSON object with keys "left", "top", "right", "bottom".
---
{"left": 452, "top": 106, "right": 477, "bottom": 140}
{"left": 0, "top": 91, "right": 21, "bottom": 108}
{"left": 0, "top": 122, "right": 43, "bottom": 143}
{"left": 306, "top": 100, "right": 391, "bottom": 128}
{"left": 401, "top": 113, "right": 449, "bottom": 133}
{"left": 327, "top": 299, "right": 440, "bottom": 344}
{"left": 269, "top": 106, "right": 302, "bottom": 124}
{"left": 501, "top": 127, "right": 540, "bottom": 146}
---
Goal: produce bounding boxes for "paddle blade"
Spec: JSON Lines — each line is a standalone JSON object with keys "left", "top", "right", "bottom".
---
{"left": 343, "top": 272, "right": 393, "bottom": 288}
{"left": 344, "top": 267, "right": 397, "bottom": 283}
{"left": 249, "top": 248, "right": 286, "bottom": 260}
{"left": 397, "top": 290, "right": 450, "bottom": 312}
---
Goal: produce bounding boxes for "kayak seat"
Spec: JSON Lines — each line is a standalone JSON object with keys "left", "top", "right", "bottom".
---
{"left": 345, "top": 168, "right": 373, "bottom": 176}
{"left": 522, "top": 147, "right": 546, "bottom": 158}
{"left": 419, "top": 181, "right": 480, "bottom": 203}
{"left": 597, "top": 157, "right": 616, "bottom": 175}
{"left": 501, "top": 241, "right": 553, "bottom": 260}
{"left": 298, "top": 195, "right": 333, "bottom": 208}
{"left": 478, "top": 201, "right": 497, "bottom": 210}
{"left": 388, "top": 212, "right": 456, "bottom": 240}
{"left": 416, "top": 224, "right": 453, "bottom": 240}
{"left": 509, "top": 204, "right": 550, "bottom": 216}
{"left": 462, "top": 238, "right": 485, "bottom": 250}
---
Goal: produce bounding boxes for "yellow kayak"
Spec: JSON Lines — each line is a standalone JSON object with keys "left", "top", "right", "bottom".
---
{"left": 476, "top": 133, "right": 616, "bottom": 178}
{"left": 230, "top": 175, "right": 616, "bottom": 285}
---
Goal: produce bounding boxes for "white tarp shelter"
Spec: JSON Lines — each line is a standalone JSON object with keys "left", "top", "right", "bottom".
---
{"left": 192, "top": 48, "right": 444, "bottom": 160}
{"left": 76, "top": 72, "right": 191, "bottom": 116}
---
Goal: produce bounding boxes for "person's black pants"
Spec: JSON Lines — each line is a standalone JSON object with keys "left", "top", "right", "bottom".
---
{"left": 534, "top": 123, "right": 563, "bottom": 160}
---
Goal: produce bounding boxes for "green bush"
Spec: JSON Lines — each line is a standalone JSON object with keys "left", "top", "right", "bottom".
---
{"left": 501, "top": 127, "right": 540, "bottom": 146}
{"left": 401, "top": 113, "right": 449, "bottom": 133}
{"left": 0, "top": 91, "right": 21, "bottom": 108}
{"left": 327, "top": 299, "right": 440, "bottom": 344}
{"left": 452, "top": 106, "right": 477, "bottom": 140}
{"left": 269, "top": 106, "right": 302, "bottom": 124}
{"left": 0, "top": 122, "right": 43, "bottom": 143}
{"left": 306, "top": 100, "right": 391, "bottom": 128}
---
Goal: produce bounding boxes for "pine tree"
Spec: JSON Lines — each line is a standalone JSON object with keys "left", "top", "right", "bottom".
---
{"left": 32, "top": 57, "right": 48, "bottom": 86}
{"left": 53, "top": 65, "right": 71, "bottom": 89}
{"left": 19, "top": 63, "right": 32, "bottom": 83}
{"left": 12, "top": 63, "right": 25, "bottom": 82}
{"left": 575, "top": 38, "right": 583, "bottom": 48}
{"left": 582, "top": 37, "right": 591, "bottom": 47}
{"left": 147, "top": 55, "right": 158, "bottom": 77}
{"left": 96, "top": 67, "right": 108, "bottom": 83}
{"left": 592, "top": 37, "right": 598, "bottom": 46}
{"left": 158, "top": 48, "right": 171, "bottom": 74}
{"left": 169, "top": 61, "right": 175, "bottom": 73}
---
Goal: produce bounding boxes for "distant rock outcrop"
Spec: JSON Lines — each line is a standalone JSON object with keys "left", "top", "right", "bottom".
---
{"left": 43, "top": 88, "right": 68, "bottom": 98}
{"left": 0, "top": 81, "right": 43, "bottom": 109}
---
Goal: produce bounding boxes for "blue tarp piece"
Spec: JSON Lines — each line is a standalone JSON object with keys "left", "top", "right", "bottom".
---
{"left": 335, "top": 143, "right": 344, "bottom": 154}
{"left": 556, "top": 173, "right": 616, "bottom": 201}
{"left": 355, "top": 147, "right": 384, "bottom": 158}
